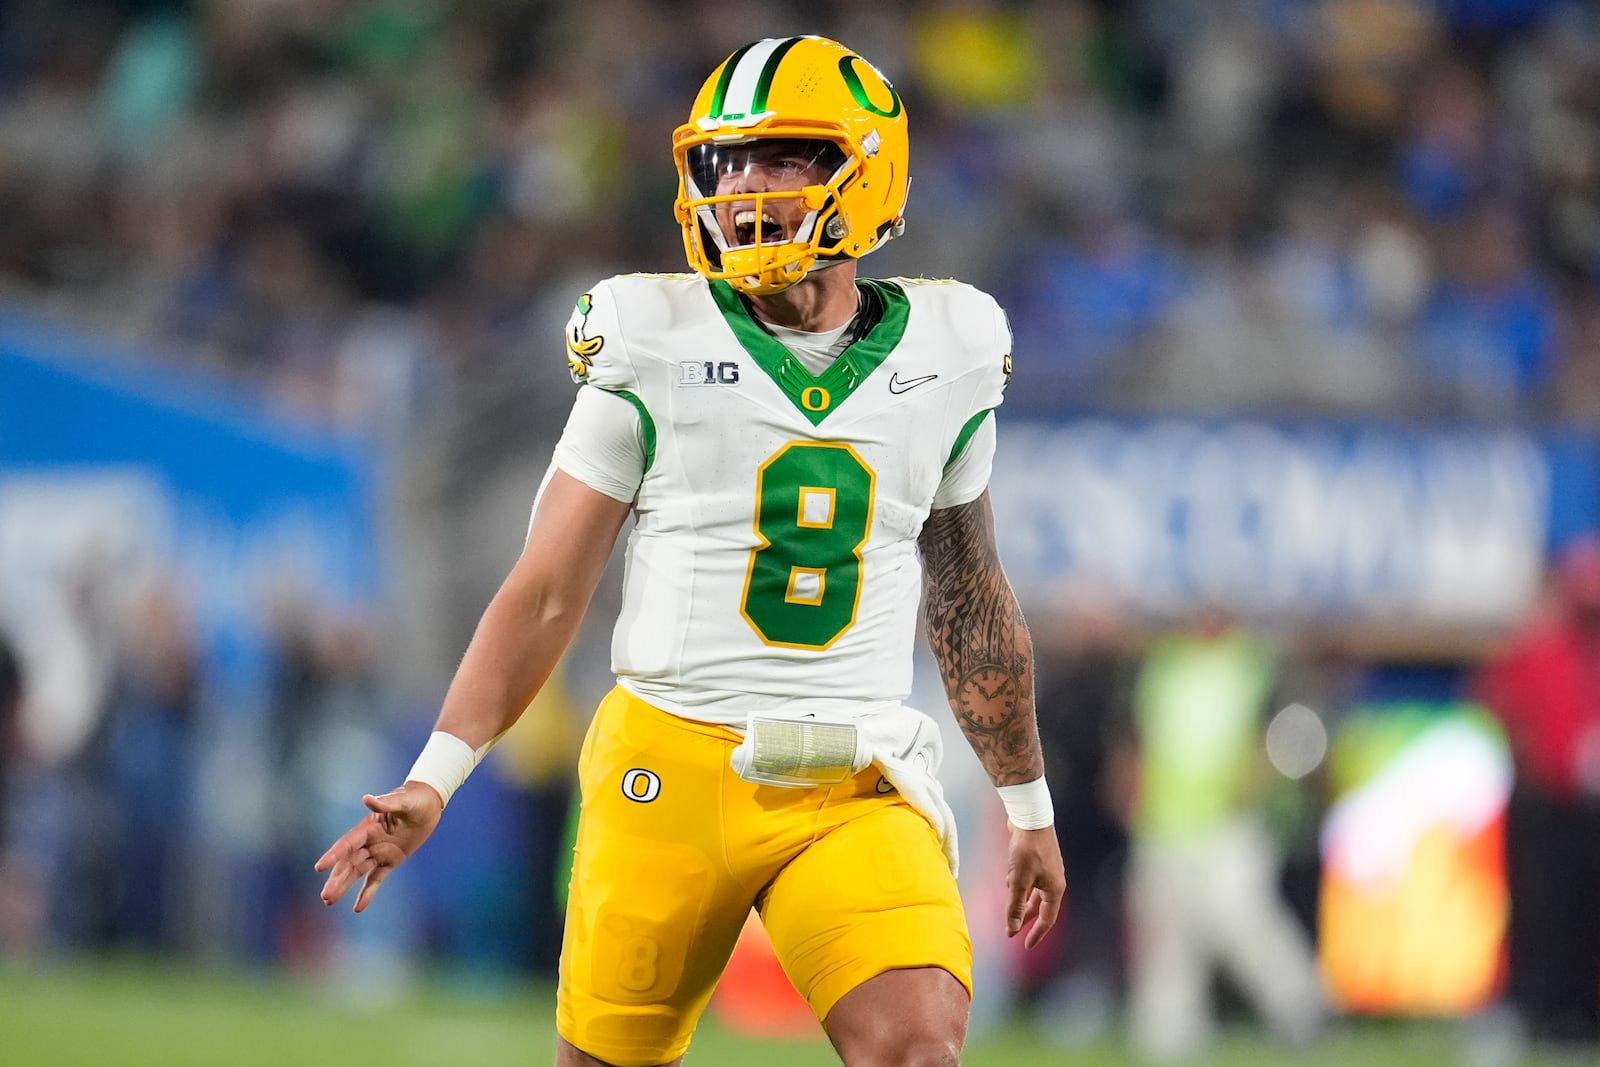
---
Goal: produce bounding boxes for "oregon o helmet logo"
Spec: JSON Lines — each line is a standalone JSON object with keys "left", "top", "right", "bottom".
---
{"left": 838, "top": 56, "right": 902, "bottom": 118}
{"left": 621, "top": 768, "right": 662, "bottom": 803}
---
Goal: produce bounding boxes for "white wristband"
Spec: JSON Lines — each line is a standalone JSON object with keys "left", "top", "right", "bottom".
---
{"left": 997, "top": 777, "right": 1054, "bottom": 830}
{"left": 406, "top": 731, "right": 493, "bottom": 808}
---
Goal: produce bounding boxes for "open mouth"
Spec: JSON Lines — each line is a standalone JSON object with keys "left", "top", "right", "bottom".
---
{"left": 733, "top": 209, "right": 786, "bottom": 246}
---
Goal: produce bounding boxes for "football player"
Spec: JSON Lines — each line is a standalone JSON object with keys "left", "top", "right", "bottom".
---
{"left": 317, "top": 35, "right": 1064, "bottom": 1066}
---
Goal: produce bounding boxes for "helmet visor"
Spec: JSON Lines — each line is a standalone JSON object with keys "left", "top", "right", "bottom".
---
{"left": 684, "top": 138, "right": 847, "bottom": 201}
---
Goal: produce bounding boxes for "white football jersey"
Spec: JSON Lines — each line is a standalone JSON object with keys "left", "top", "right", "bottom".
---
{"left": 560, "top": 273, "right": 1011, "bottom": 725}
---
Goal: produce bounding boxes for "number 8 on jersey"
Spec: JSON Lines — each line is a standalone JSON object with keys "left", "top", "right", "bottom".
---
{"left": 741, "top": 442, "right": 875, "bottom": 650}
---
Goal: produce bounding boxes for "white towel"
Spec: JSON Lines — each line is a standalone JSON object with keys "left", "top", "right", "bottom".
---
{"left": 729, "top": 704, "right": 960, "bottom": 876}
{"left": 858, "top": 705, "right": 961, "bottom": 877}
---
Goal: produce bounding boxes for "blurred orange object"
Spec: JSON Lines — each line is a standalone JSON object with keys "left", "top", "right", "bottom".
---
{"left": 1318, "top": 705, "right": 1511, "bottom": 1016}
{"left": 710, "top": 911, "right": 823, "bottom": 1041}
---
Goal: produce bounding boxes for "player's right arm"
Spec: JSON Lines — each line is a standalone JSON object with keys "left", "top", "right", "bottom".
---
{"left": 316, "top": 470, "right": 632, "bottom": 912}
{"left": 919, "top": 491, "right": 1065, "bottom": 949}
{"left": 432, "top": 470, "right": 632, "bottom": 750}
{"left": 319, "top": 282, "right": 645, "bottom": 912}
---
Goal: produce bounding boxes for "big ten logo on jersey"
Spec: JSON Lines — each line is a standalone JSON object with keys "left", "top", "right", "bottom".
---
{"left": 679, "top": 360, "right": 740, "bottom": 386}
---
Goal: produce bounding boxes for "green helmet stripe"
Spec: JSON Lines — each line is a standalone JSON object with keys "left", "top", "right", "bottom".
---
{"left": 749, "top": 37, "right": 802, "bottom": 114}
{"left": 708, "top": 41, "right": 758, "bottom": 119}
{"left": 711, "top": 36, "right": 802, "bottom": 121}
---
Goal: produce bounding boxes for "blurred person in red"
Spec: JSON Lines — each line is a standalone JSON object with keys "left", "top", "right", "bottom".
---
{"left": 1476, "top": 533, "right": 1600, "bottom": 1051}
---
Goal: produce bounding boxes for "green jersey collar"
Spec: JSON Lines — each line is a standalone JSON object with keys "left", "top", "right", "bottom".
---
{"left": 709, "top": 278, "right": 910, "bottom": 426}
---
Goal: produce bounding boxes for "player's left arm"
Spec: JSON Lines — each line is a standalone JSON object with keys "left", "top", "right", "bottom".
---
{"left": 920, "top": 489, "right": 1065, "bottom": 948}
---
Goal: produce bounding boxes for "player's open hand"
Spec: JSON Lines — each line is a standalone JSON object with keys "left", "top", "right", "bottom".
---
{"left": 1004, "top": 824, "right": 1066, "bottom": 949}
{"left": 314, "top": 783, "right": 444, "bottom": 912}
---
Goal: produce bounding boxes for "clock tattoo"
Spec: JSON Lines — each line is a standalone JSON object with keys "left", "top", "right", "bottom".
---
{"left": 957, "top": 666, "right": 1018, "bottom": 728}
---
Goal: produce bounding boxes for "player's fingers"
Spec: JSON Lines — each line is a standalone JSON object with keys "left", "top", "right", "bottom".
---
{"left": 1004, "top": 880, "right": 1030, "bottom": 937}
{"left": 353, "top": 864, "right": 393, "bottom": 913}
{"left": 1024, "top": 887, "right": 1063, "bottom": 951}
{"left": 316, "top": 811, "right": 387, "bottom": 869}
{"left": 318, "top": 842, "right": 379, "bottom": 902}
{"left": 1016, "top": 885, "right": 1042, "bottom": 941}
{"left": 320, "top": 863, "right": 358, "bottom": 904}
{"left": 314, "top": 831, "right": 361, "bottom": 873}
{"left": 367, "top": 790, "right": 420, "bottom": 820}
{"left": 364, "top": 790, "right": 420, "bottom": 834}
{"left": 1020, "top": 885, "right": 1043, "bottom": 924}
{"left": 368, "top": 841, "right": 407, "bottom": 868}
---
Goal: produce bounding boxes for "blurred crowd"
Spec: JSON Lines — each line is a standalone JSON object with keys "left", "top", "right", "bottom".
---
{"left": 5, "top": 0, "right": 1600, "bottom": 1061}
{"left": 4, "top": 0, "right": 1600, "bottom": 435}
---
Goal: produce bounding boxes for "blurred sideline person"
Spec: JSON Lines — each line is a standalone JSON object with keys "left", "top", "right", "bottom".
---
{"left": 317, "top": 35, "right": 1065, "bottom": 1067}
{"left": 0, "top": 627, "right": 19, "bottom": 860}
{"left": 1476, "top": 535, "right": 1600, "bottom": 1053}
{"left": 0, "top": 626, "right": 21, "bottom": 949}
{"left": 1026, "top": 613, "right": 1134, "bottom": 1043}
{"left": 1124, "top": 608, "right": 1325, "bottom": 1061}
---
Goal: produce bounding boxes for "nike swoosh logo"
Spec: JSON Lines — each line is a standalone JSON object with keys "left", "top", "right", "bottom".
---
{"left": 876, "top": 776, "right": 896, "bottom": 794}
{"left": 888, "top": 372, "right": 939, "bottom": 394}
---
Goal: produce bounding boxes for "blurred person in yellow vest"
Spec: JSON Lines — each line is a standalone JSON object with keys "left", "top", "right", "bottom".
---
{"left": 1124, "top": 606, "right": 1326, "bottom": 1061}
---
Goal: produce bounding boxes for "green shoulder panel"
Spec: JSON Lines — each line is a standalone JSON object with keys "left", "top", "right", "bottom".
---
{"left": 611, "top": 389, "right": 657, "bottom": 474}
{"left": 946, "top": 409, "right": 993, "bottom": 471}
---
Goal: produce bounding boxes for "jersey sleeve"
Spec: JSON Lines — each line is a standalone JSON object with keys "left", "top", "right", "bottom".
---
{"left": 552, "top": 385, "right": 646, "bottom": 503}
{"left": 932, "top": 412, "right": 995, "bottom": 509}
{"left": 970, "top": 295, "right": 1013, "bottom": 414}
{"left": 932, "top": 291, "right": 1011, "bottom": 508}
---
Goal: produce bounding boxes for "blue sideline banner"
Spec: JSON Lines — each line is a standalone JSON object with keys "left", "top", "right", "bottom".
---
{"left": 0, "top": 311, "right": 380, "bottom": 685}
{"left": 992, "top": 416, "right": 1600, "bottom": 627}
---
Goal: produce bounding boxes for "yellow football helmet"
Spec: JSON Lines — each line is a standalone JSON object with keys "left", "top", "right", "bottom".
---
{"left": 672, "top": 36, "right": 910, "bottom": 296}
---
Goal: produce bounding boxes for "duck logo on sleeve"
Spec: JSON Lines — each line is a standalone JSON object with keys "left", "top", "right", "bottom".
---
{"left": 566, "top": 293, "right": 606, "bottom": 382}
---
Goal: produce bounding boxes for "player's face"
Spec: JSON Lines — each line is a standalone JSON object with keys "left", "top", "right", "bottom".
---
{"left": 691, "top": 139, "right": 842, "bottom": 249}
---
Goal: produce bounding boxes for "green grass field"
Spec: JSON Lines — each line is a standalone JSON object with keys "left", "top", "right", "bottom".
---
{"left": 0, "top": 957, "right": 1555, "bottom": 1066}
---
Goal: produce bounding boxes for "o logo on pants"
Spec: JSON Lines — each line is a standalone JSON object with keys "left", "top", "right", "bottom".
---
{"left": 621, "top": 768, "right": 661, "bottom": 803}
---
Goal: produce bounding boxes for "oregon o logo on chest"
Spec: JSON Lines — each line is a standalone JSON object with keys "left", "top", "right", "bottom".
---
{"left": 621, "top": 768, "right": 661, "bottom": 803}
{"left": 800, "top": 386, "right": 831, "bottom": 411}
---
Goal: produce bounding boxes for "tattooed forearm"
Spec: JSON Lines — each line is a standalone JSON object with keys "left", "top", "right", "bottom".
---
{"left": 919, "top": 491, "right": 1043, "bottom": 786}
